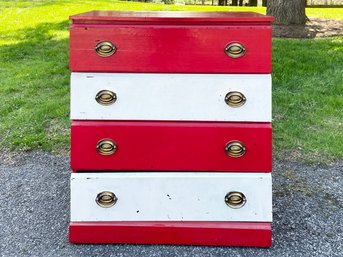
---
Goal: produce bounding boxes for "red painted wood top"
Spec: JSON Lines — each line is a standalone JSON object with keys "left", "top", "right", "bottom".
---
{"left": 70, "top": 11, "right": 274, "bottom": 25}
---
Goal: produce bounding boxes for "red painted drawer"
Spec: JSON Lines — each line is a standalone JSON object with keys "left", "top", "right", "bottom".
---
{"left": 70, "top": 11, "right": 273, "bottom": 73}
{"left": 70, "top": 121, "right": 272, "bottom": 172}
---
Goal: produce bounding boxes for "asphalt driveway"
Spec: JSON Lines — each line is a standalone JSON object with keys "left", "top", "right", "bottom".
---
{"left": 0, "top": 152, "right": 342, "bottom": 257}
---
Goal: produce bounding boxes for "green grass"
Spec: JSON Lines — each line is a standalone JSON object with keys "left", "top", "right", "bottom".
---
{"left": 272, "top": 37, "right": 343, "bottom": 162}
{"left": 307, "top": 7, "right": 343, "bottom": 20}
{"left": 0, "top": 1, "right": 342, "bottom": 162}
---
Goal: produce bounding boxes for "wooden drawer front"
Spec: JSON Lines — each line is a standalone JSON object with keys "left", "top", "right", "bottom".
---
{"left": 70, "top": 121, "right": 272, "bottom": 172}
{"left": 70, "top": 172, "right": 272, "bottom": 222}
{"left": 71, "top": 73, "right": 271, "bottom": 122}
{"left": 70, "top": 25, "right": 272, "bottom": 73}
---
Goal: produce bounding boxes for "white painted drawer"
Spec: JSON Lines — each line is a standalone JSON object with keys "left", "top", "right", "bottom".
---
{"left": 70, "top": 73, "right": 271, "bottom": 122}
{"left": 70, "top": 172, "right": 272, "bottom": 222}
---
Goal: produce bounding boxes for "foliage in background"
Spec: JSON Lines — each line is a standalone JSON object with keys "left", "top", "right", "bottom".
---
{"left": 0, "top": 0, "right": 342, "bottom": 162}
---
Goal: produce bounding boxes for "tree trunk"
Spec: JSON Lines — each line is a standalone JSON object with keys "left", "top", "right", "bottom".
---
{"left": 249, "top": 0, "right": 257, "bottom": 6}
{"left": 202, "top": 0, "right": 205, "bottom": 4}
{"left": 262, "top": 0, "right": 267, "bottom": 6}
{"left": 267, "top": 0, "right": 306, "bottom": 25}
{"left": 218, "top": 0, "right": 226, "bottom": 5}
{"left": 239, "top": 0, "right": 243, "bottom": 6}
{"left": 232, "top": 0, "right": 238, "bottom": 5}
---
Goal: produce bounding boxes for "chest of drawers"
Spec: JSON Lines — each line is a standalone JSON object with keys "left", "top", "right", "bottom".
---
{"left": 69, "top": 11, "right": 274, "bottom": 247}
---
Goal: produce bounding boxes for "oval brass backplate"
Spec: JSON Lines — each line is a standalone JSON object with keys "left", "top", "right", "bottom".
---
{"left": 95, "top": 41, "right": 116, "bottom": 57}
{"left": 225, "top": 191, "right": 246, "bottom": 209}
{"left": 225, "top": 141, "right": 246, "bottom": 158}
{"left": 96, "top": 139, "right": 117, "bottom": 156}
{"left": 95, "top": 90, "right": 117, "bottom": 105}
{"left": 225, "top": 91, "right": 246, "bottom": 107}
{"left": 225, "top": 42, "right": 246, "bottom": 58}
{"left": 96, "top": 191, "right": 117, "bottom": 208}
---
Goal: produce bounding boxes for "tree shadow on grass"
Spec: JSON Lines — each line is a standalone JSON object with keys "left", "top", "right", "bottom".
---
{"left": 272, "top": 18, "right": 343, "bottom": 39}
{"left": 0, "top": 0, "right": 71, "bottom": 9}
{"left": 0, "top": 20, "right": 71, "bottom": 151}
{"left": 1, "top": 20, "right": 70, "bottom": 64}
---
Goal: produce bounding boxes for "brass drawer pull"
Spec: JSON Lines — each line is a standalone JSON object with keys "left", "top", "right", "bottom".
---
{"left": 225, "top": 141, "right": 246, "bottom": 158}
{"left": 96, "top": 191, "right": 117, "bottom": 208}
{"left": 225, "top": 91, "right": 246, "bottom": 107}
{"left": 96, "top": 139, "right": 117, "bottom": 156}
{"left": 95, "top": 90, "right": 117, "bottom": 105}
{"left": 95, "top": 41, "right": 116, "bottom": 57}
{"left": 225, "top": 192, "right": 246, "bottom": 209}
{"left": 225, "top": 42, "right": 246, "bottom": 58}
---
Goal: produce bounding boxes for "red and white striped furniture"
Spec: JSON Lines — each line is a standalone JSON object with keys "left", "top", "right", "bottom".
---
{"left": 69, "top": 11, "right": 274, "bottom": 247}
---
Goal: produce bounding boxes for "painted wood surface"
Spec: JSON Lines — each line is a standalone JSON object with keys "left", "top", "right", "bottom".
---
{"left": 70, "top": 11, "right": 274, "bottom": 25}
{"left": 71, "top": 172, "right": 272, "bottom": 222}
{"left": 68, "top": 10, "right": 274, "bottom": 247}
{"left": 71, "top": 73, "right": 272, "bottom": 122}
{"left": 70, "top": 25, "right": 272, "bottom": 73}
{"left": 69, "top": 221, "right": 272, "bottom": 247}
{"left": 70, "top": 121, "right": 272, "bottom": 172}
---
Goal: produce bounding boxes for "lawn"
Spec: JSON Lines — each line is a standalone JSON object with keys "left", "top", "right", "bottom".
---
{"left": 0, "top": 0, "right": 342, "bottom": 162}
{"left": 307, "top": 7, "right": 343, "bottom": 20}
